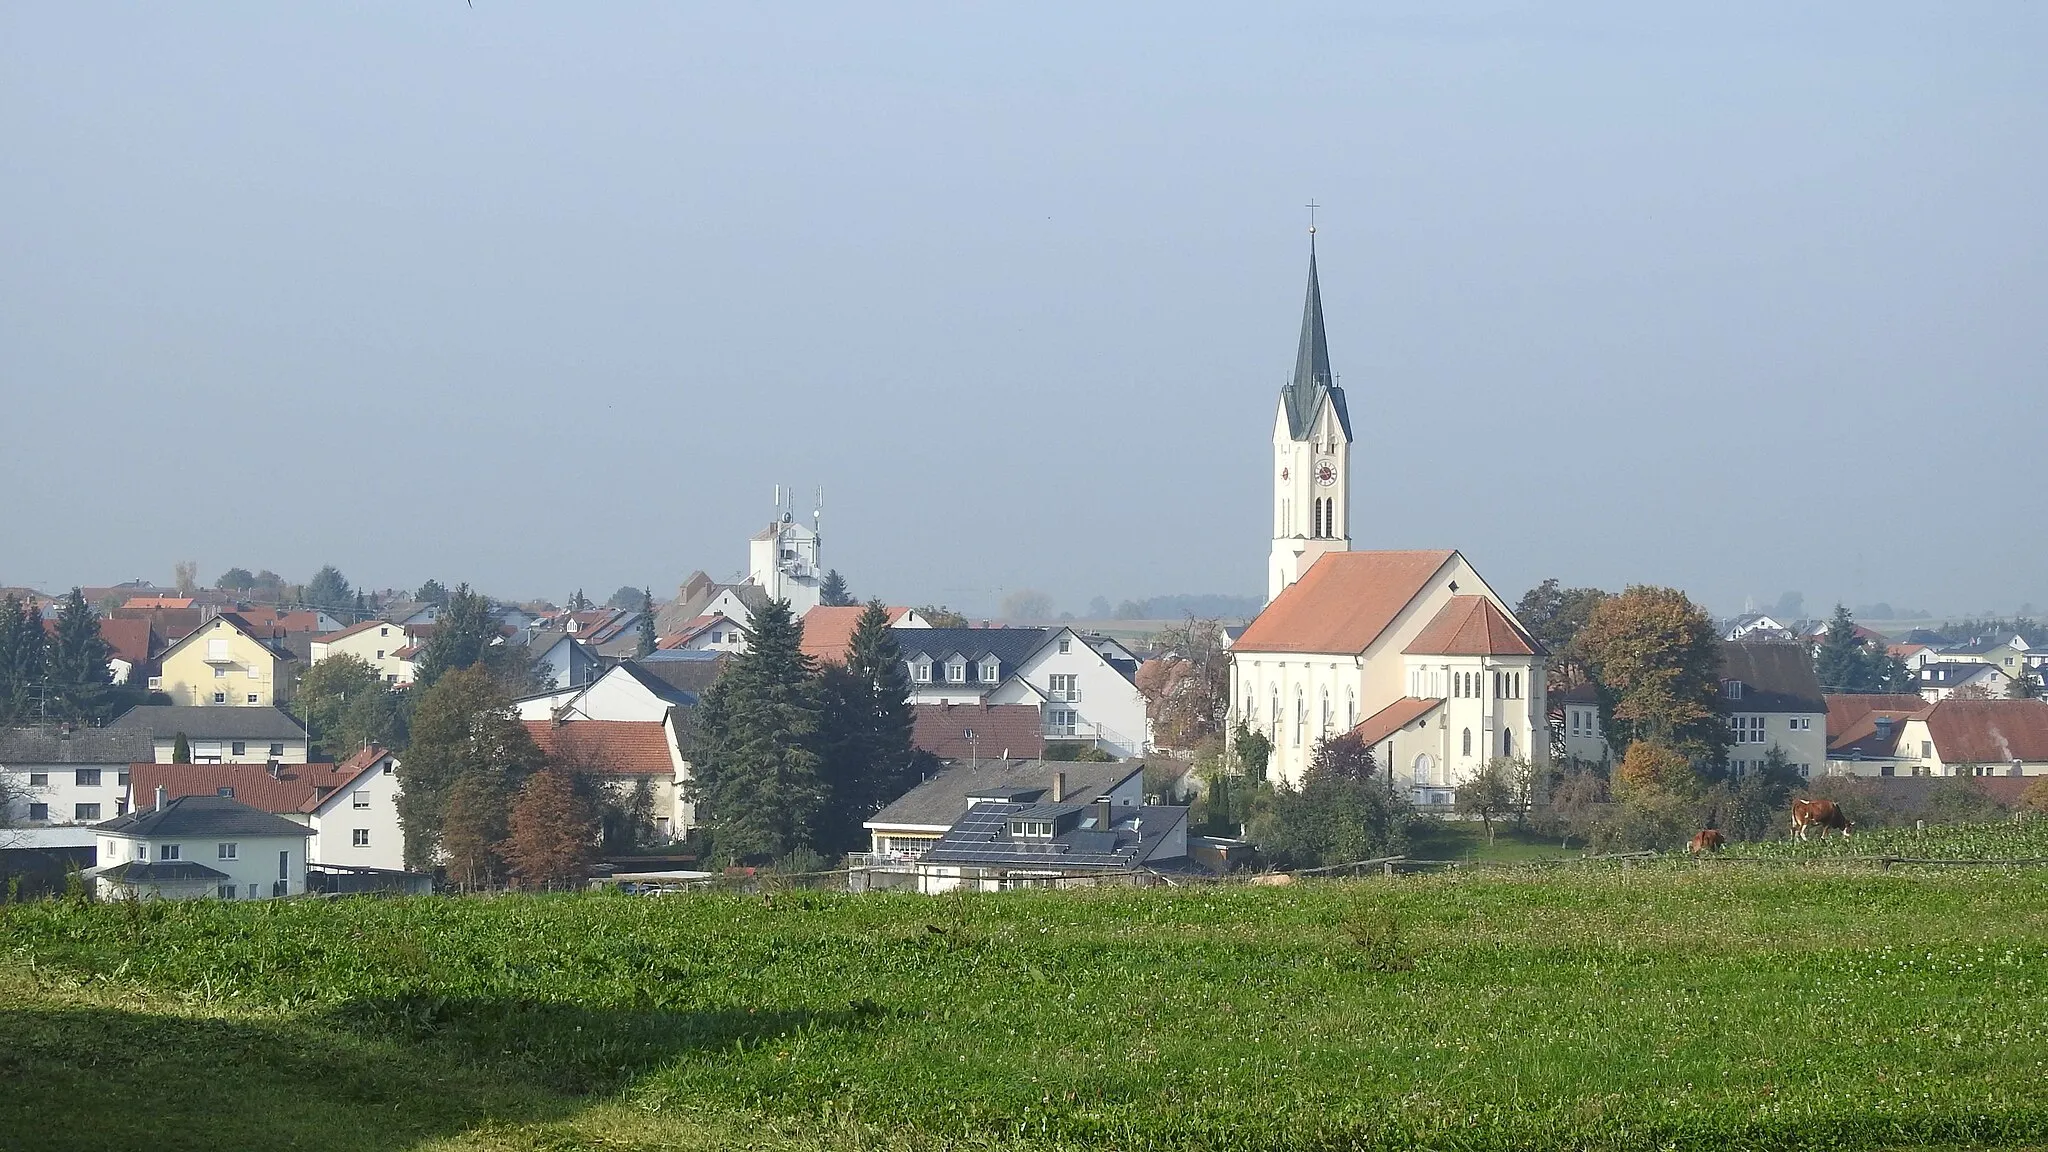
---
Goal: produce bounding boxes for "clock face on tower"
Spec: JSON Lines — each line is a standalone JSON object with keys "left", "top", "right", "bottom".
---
{"left": 1315, "top": 460, "right": 1338, "bottom": 487}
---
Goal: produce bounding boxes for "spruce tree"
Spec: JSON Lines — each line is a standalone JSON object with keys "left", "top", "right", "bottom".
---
{"left": 503, "top": 766, "right": 600, "bottom": 890}
{"left": 636, "top": 588, "right": 657, "bottom": 657}
{"left": 819, "top": 569, "right": 853, "bottom": 608}
{"left": 172, "top": 732, "right": 192, "bottom": 764}
{"left": 1814, "top": 604, "right": 1874, "bottom": 693}
{"left": 687, "top": 599, "right": 827, "bottom": 864}
{"left": 412, "top": 584, "right": 492, "bottom": 690}
{"left": 47, "top": 588, "right": 112, "bottom": 720}
{"left": 0, "top": 595, "right": 46, "bottom": 723}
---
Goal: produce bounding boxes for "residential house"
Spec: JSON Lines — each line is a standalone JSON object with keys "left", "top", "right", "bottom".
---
{"left": 129, "top": 746, "right": 405, "bottom": 871}
{"left": 107, "top": 705, "right": 310, "bottom": 764}
{"left": 521, "top": 630, "right": 601, "bottom": 693}
{"left": 379, "top": 601, "right": 440, "bottom": 627}
{"left": 0, "top": 727, "right": 154, "bottom": 825}
{"left": 1558, "top": 683, "right": 1609, "bottom": 767}
{"left": 659, "top": 614, "right": 752, "bottom": 654}
{"left": 911, "top": 702, "right": 1045, "bottom": 763}
{"left": 309, "top": 619, "right": 425, "bottom": 685}
{"left": 513, "top": 661, "right": 697, "bottom": 724}
{"left": 94, "top": 617, "right": 156, "bottom": 686}
{"left": 1229, "top": 552, "right": 1547, "bottom": 797}
{"left": 860, "top": 759, "right": 1143, "bottom": 861}
{"left": 523, "top": 718, "right": 692, "bottom": 841}
{"left": 1824, "top": 695, "right": 1931, "bottom": 777}
{"left": 1941, "top": 636, "right": 2031, "bottom": 677}
{"left": 657, "top": 572, "right": 770, "bottom": 638}
{"left": 231, "top": 607, "right": 344, "bottom": 635}
{"left": 798, "top": 604, "right": 933, "bottom": 665}
{"left": 152, "top": 613, "right": 294, "bottom": 707}
{"left": 1717, "top": 641, "right": 1828, "bottom": 779}
{"left": 910, "top": 792, "right": 1194, "bottom": 893}
{"left": 630, "top": 651, "right": 729, "bottom": 699}
{"left": 895, "top": 627, "right": 1151, "bottom": 758}
{"left": 1889, "top": 699, "right": 2048, "bottom": 777}
{"left": 1916, "top": 661, "right": 2013, "bottom": 702}
{"left": 1723, "top": 613, "right": 1797, "bottom": 642}
{"left": 90, "top": 792, "right": 311, "bottom": 901}
{"left": 557, "top": 607, "right": 649, "bottom": 659}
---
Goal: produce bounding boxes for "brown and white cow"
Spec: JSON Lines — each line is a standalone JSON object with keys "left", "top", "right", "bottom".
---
{"left": 1791, "top": 798, "right": 1852, "bottom": 841}
{"left": 1688, "top": 828, "right": 1727, "bottom": 855}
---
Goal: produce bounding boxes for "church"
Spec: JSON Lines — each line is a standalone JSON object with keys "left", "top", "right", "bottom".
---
{"left": 1226, "top": 234, "right": 1547, "bottom": 801}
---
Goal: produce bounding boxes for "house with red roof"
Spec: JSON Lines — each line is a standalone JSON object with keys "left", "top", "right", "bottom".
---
{"left": 524, "top": 718, "right": 692, "bottom": 841}
{"left": 127, "top": 744, "right": 406, "bottom": 871}
{"left": 798, "top": 604, "right": 932, "bottom": 666}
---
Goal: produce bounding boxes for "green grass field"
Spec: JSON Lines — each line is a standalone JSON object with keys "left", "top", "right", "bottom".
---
{"left": 7, "top": 858, "right": 2048, "bottom": 1151}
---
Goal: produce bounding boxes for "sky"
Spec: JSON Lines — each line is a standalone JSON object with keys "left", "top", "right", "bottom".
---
{"left": 3, "top": 3, "right": 2043, "bottom": 619}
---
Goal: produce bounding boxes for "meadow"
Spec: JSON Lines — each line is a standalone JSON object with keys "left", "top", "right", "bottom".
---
{"left": 6, "top": 851, "right": 2048, "bottom": 1151}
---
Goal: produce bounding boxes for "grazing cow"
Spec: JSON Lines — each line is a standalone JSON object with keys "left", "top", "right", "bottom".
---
{"left": 1791, "top": 798, "right": 1852, "bottom": 841}
{"left": 1688, "top": 829, "right": 1727, "bottom": 856}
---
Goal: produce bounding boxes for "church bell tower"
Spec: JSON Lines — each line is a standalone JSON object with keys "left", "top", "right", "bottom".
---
{"left": 1268, "top": 227, "right": 1353, "bottom": 603}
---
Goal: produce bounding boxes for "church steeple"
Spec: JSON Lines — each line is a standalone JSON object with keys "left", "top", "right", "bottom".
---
{"left": 1280, "top": 239, "right": 1352, "bottom": 442}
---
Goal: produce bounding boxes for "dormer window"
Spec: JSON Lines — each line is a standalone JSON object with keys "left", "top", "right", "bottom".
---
{"left": 1010, "top": 820, "right": 1054, "bottom": 839}
{"left": 1722, "top": 680, "right": 1744, "bottom": 700}
{"left": 912, "top": 660, "right": 932, "bottom": 684}
{"left": 979, "top": 658, "right": 1000, "bottom": 683}
{"left": 946, "top": 659, "right": 967, "bottom": 684}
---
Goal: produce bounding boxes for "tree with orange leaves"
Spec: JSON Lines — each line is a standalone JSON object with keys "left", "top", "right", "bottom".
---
{"left": 503, "top": 766, "right": 600, "bottom": 891}
{"left": 1576, "top": 585, "right": 1730, "bottom": 766}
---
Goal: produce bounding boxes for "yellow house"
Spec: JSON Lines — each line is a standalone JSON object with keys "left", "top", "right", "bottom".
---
{"left": 151, "top": 614, "right": 293, "bottom": 707}
{"left": 308, "top": 619, "right": 420, "bottom": 685}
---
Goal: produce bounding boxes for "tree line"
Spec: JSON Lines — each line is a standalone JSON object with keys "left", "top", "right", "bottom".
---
{"left": 0, "top": 589, "right": 154, "bottom": 725}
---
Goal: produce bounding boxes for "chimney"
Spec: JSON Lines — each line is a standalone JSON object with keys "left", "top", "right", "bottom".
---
{"left": 1052, "top": 771, "right": 1066, "bottom": 803}
{"left": 1094, "top": 796, "right": 1113, "bottom": 832}
{"left": 154, "top": 784, "right": 167, "bottom": 812}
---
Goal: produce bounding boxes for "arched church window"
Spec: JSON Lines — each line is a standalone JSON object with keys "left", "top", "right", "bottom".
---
{"left": 1293, "top": 689, "right": 1306, "bottom": 747}
{"left": 1462, "top": 728, "right": 1472, "bottom": 757}
{"left": 1270, "top": 688, "right": 1280, "bottom": 738}
{"left": 1319, "top": 690, "right": 1331, "bottom": 735}
{"left": 1503, "top": 728, "right": 1513, "bottom": 757}
{"left": 1346, "top": 690, "right": 1356, "bottom": 730}
{"left": 1413, "top": 753, "right": 1433, "bottom": 785}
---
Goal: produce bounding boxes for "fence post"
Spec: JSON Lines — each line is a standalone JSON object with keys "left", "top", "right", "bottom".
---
{"left": 1383, "top": 860, "right": 1395, "bottom": 878}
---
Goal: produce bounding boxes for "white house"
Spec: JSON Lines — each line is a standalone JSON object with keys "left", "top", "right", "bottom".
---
{"left": 91, "top": 791, "right": 311, "bottom": 901}
{"left": 1558, "top": 684, "right": 1609, "bottom": 767}
{"left": 514, "top": 662, "right": 699, "bottom": 723}
{"left": 894, "top": 627, "right": 1151, "bottom": 759}
{"left": 524, "top": 718, "right": 693, "bottom": 840}
{"left": 128, "top": 749, "right": 406, "bottom": 871}
{"left": 309, "top": 619, "right": 421, "bottom": 685}
{"left": 1916, "top": 661, "right": 2013, "bottom": 702}
{"left": 1716, "top": 641, "right": 1828, "bottom": 779}
{"left": 0, "top": 727, "right": 154, "bottom": 825}
{"left": 107, "top": 705, "right": 311, "bottom": 765}
{"left": 1887, "top": 699, "right": 2048, "bottom": 777}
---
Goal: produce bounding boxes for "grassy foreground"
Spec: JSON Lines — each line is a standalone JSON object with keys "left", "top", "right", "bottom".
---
{"left": 5, "top": 867, "right": 2048, "bottom": 1151}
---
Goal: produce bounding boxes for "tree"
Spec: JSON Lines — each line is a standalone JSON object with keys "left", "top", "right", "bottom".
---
{"left": 1134, "top": 618, "right": 1230, "bottom": 750}
{"left": 415, "top": 579, "right": 450, "bottom": 608}
{"left": 917, "top": 604, "right": 969, "bottom": 628}
{"left": 249, "top": 570, "right": 289, "bottom": 601}
{"left": 813, "top": 601, "right": 922, "bottom": 856}
{"left": 1538, "top": 768, "right": 1610, "bottom": 849}
{"left": 1000, "top": 590, "right": 1056, "bottom": 622}
{"left": 2022, "top": 776, "right": 2048, "bottom": 816}
{"left": 172, "top": 561, "right": 199, "bottom": 597}
{"left": 1616, "top": 740, "right": 1694, "bottom": 796}
{"left": 171, "top": 733, "right": 192, "bottom": 764}
{"left": 1714, "top": 747, "right": 1802, "bottom": 842}
{"left": 604, "top": 585, "right": 643, "bottom": 611}
{"left": 0, "top": 595, "right": 49, "bottom": 723}
{"left": 687, "top": 600, "right": 828, "bottom": 864}
{"left": 819, "top": 570, "right": 854, "bottom": 608}
{"left": 1577, "top": 585, "right": 1729, "bottom": 765}
{"left": 1515, "top": 579, "right": 1610, "bottom": 689}
{"left": 1772, "top": 591, "right": 1806, "bottom": 623}
{"left": 502, "top": 766, "right": 601, "bottom": 890}
{"left": 440, "top": 773, "right": 512, "bottom": 891}
{"left": 303, "top": 566, "right": 354, "bottom": 615}
{"left": 215, "top": 567, "right": 256, "bottom": 593}
{"left": 1233, "top": 721, "right": 1272, "bottom": 785}
{"left": 1814, "top": 605, "right": 1873, "bottom": 693}
{"left": 1249, "top": 731, "right": 1408, "bottom": 868}
{"left": 2009, "top": 664, "right": 2042, "bottom": 700}
{"left": 410, "top": 584, "right": 532, "bottom": 692}
{"left": 636, "top": 589, "right": 657, "bottom": 658}
{"left": 46, "top": 589, "right": 112, "bottom": 721}
{"left": 569, "top": 589, "right": 592, "bottom": 612}
{"left": 1456, "top": 757, "right": 1527, "bottom": 843}
{"left": 1087, "top": 596, "right": 1113, "bottom": 619}
{"left": 1950, "top": 683, "right": 1996, "bottom": 701}
{"left": 294, "top": 654, "right": 404, "bottom": 757}
{"left": 397, "top": 666, "right": 543, "bottom": 872}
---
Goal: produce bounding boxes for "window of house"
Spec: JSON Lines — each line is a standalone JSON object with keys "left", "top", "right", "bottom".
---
{"left": 1723, "top": 680, "right": 1744, "bottom": 700}
{"left": 1921, "top": 741, "right": 1933, "bottom": 757}
{"left": 1346, "top": 692, "right": 1356, "bottom": 730}
{"left": 159, "top": 844, "right": 179, "bottom": 860}
{"left": 75, "top": 769, "right": 101, "bottom": 787}
{"left": 246, "top": 695, "right": 259, "bottom": 704}
{"left": 980, "top": 661, "right": 999, "bottom": 683}
{"left": 1047, "top": 710, "right": 1077, "bottom": 736}
{"left": 1294, "top": 691, "right": 1306, "bottom": 747}
{"left": 218, "top": 884, "right": 238, "bottom": 900}
{"left": 1058, "top": 639, "right": 1071, "bottom": 654}
{"left": 247, "top": 665, "right": 261, "bottom": 679}
{"left": 1503, "top": 728, "right": 1513, "bottom": 756}
{"left": 269, "top": 742, "right": 284, "bottom": 756}
{"left": 354, "top": 792, "right": 370, "bottom": 809}
{"left": 135, "top": 844, "right": 146, "bottom": 861}
{"left": 352, "top": 829, "right": 370, "bottom": 847}
{"left": 1462, "top": 728, "right": 1472, "bottom": 756}
{"left": 946, "top": 660, "right": 966, "bottom": 683}
{"left": 382, "top": 762, "right": 394, "bottom": 775}
{"left": 249, "top": 883, "right": 260, "bottom": 898}
{"left": 214, "top": 692, "right": 227, "bottom": 704}
{"left": 117, "top": 771, "right": 130, "bottom": 786}
{"left": 1790, "top": 718, "right": 1811, "bottom": 731}
{"left": 28, "top": 803, "right": 47, "bottom": 821}
{"left": 218, "top": 843, "right": 237, "bottom": 860}
{"left": 217, "top": 787, "right": 234, "bottom": 798}
{"left": 913, "top": 661, "right": 931, "bottom": 683}
{"left": 214, "top": 667, "right": 228, "bottom": 679}
{"left": 28, "top": 772, "right": 47, "bottom": 786}
{"left": 379, "top": 627, "right": 389, "bottom": 637}
{"left": 375, "top": 650, "right": 385, "bottom": 660}
{"left": 1049, "top": 674, "right": 1078, "bottom": 701}
{"left": 231, "top": 741, "right": 246, "bottom": 756}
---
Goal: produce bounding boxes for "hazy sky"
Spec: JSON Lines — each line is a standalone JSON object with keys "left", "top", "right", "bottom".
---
{"left": 4, "top": 4, "right": 2043, "bottom": 618}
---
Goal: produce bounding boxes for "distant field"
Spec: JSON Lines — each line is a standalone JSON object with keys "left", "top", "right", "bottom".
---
{"left": 7, "top": 863, "right": 2048, "bottom": 1151}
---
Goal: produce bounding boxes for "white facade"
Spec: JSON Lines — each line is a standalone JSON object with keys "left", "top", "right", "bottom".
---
{"left": 3, "top": 763, "right": 134, "bottom": 825}
{"left": 1918, "top": 663, "right": 2012, "bottom": 702}
{"left": 515, "top": 665, "right": 686, "bottom": 723}
{"left": 747, "top": 494, "right": 824, "bottom": 616}
{"left": 310, "top": 622, "right": 417, "bottom": 685}
{"left": 146, "top": 734, "right": 309, "bottom": 765}
{"left": 306, "top": 753, "right": 406, "bottom": 871}
{"left": 95, "top": 829, "right": 308, "bottom": 901}
{"left": 905, "top": 629, "right": 1151, "bottom": 759}
{"left": 1270, "top": 396, "right": 1350, "bottom": 602}
{"left": 1561, "top": 697, "right": 1609, "bottom": 766}
{"left": 1725, "top": 708, "right": 1826, "bottom": 779}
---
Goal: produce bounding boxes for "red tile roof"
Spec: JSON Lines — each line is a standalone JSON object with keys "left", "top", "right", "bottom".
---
{"left": 1824, "top": 694, "right": 1932, "bottom": 742}
{"left": 131, "top": 757, "right": 382, "bottom": 816}
{"left": 122, "top": 597, "right": 193, "bottom": 610}
{"left": 96, "top": 618, "right": 155, "bottom": 666}
{"left": 911, "top": 702, "right": 1044, "bottom": 761}
{"left": 1234, "top": 550, "right": 1457, "bottom": 655}
{"left": 799, "top": 605, "right": 913, "bottom": 665}
{"left": 1350, "top": 697, "right": 1443, "bottom": 747}
{"left": 523, "top": 720, "right": 676, "bottom": 777}
{"left": 1401, "top": 596, "right": 1536, "bottom": 657}
{"left": 1922, "top": 699, "right": 2048, "bottom": 765}
{"left": 1827, "top": 708, "right": 1921, "bottom": 757}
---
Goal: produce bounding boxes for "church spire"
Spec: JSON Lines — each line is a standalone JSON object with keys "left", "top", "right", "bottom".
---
{"left": 1280, "top": 225, "right": 1351, "bottom": 441}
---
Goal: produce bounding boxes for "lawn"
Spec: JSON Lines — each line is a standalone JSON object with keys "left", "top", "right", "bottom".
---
{"left": 6, "top": 866, "right": 2048, "bottom": 1151}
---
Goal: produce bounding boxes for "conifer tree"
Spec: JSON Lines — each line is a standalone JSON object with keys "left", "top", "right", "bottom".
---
{"left": 503, "top": 766, "right": 600, "bottom": 890}
{"left": 171, "top": 732, "right": 192, "bottom": 764}
{"left": 1814, "top": 604, "right": 1875, "bottom": 693}
{"left": 397, "top": 665, "right": 543, "bottom": 871}
{"left": 819, "top": 569, "right": 853, "bottom": 607}
{"left": 47, "top": 588, "right": 112, "bottom": 720}
{"left": 687, "top": 599, "right": 827, "bottom": 864}
{"left": 815, "top": 600, "right": 921, "bottom": 853}
{"left": 636, "top": 588, "right": 657, "bottom": 657}
{"left": 0, "top": 595, "right": 49, "bottom": 723}
{"left": 412, "top": 584, "right": 492, "bottom": 690}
